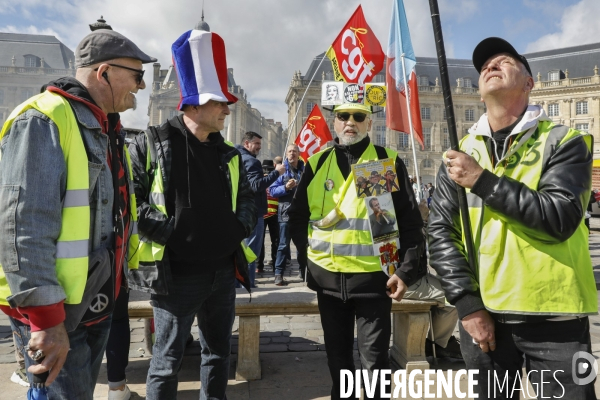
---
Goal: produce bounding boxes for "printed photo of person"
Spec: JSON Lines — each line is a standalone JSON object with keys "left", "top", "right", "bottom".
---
{"left": 369, "top": 170, "right": 386, "bottom": 195}
{"left": 366, "top": 194, "right": 398, "bottom": 242}
{"left": 326, "top": 83, "right": 340, "bottom": 101}
{"left": 356, "top": 176, "right": 372, "bottom": 198}
{"left": 384, "top": 169, "right": 400, "bottom": 192}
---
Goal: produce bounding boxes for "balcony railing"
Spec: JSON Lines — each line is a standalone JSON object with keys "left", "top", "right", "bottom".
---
{"left": 535, "top": 74, "right": 599, "bottom": 90}
{"left": 0, "top": 66, "right": 75, "bottom": 76}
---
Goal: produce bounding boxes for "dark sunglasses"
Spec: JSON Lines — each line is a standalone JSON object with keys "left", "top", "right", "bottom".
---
{"left": 95, "top": 64, "right": 145, "bottom": 85}
{"left": 336, "top": 112, "right": 367, "bottom": 123}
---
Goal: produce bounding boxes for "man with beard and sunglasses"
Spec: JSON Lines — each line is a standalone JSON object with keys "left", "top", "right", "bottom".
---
{"left": 0, "top": 29, "right": 155, "bottom": 399}
{"left": 288, "top": 102, "right": 424, "bottom": 399}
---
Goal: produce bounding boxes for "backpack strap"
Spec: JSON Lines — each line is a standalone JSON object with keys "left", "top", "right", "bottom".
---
{"left": 313, "top": 148, "right": 334, "bottom": 175}
{"left": 374, "top": 145, "right": 389, "bottom": 161}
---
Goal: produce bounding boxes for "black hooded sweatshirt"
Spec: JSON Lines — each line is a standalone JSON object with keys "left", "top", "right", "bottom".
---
{"left": 165, "top": 117, "right": 246, "bottom": 275}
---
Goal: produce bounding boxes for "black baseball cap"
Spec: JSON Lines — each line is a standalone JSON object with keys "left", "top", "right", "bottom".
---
{"left": 75, "top": 29, "right": 157, "bottom": 68}
{"left": 262, "top": 159, "right": 275, "bottom": 171}
{"left": 472, "top": 37, "right": 532, "bottom": 76}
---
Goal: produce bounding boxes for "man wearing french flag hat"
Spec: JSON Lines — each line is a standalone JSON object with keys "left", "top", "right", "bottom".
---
{"left": 129, "top": 28, "right": 256, "bottom": 399}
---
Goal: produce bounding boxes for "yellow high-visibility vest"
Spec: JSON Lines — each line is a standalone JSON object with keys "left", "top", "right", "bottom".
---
{"left": 0, "top": 91, "right": 140, "bottom": 306}
{"left": 307, "top": 143, "right": 398, "bottom": 273}
{"left": 457, "top": 121, "right": 597, "bottom": 315}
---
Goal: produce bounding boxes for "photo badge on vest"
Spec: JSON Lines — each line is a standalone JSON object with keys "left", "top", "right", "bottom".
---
{"left": 352, "top": 158, "right": 401, "bottom": 276}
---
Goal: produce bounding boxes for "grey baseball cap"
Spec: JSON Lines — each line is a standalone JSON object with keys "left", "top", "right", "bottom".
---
{"left": 75, "top": 29, "right": 157, "bottom": 68}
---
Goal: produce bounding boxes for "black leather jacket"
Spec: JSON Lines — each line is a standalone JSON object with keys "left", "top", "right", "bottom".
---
{"left": 428, "top": 123, "right": 592, "bottom": 320}
{"left": 128, "top": 116, "right": 257, "bottom": 293}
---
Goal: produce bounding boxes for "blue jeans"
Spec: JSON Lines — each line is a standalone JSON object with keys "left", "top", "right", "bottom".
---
{"left": 246, "top": 216, "right": 264, "bottom": 287}
{"left": 146, "top": 262, "right": 236, "bottom": 400}
{"left": 274, "top": 221, "right": 307, "bottom": 276}
{"left": 10, "top": 316, "right": 112, "bottom": 400}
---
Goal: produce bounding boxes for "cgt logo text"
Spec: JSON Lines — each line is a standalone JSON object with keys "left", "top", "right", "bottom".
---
{"left": 340, "top": 353, "right": 598, "bottom": 399}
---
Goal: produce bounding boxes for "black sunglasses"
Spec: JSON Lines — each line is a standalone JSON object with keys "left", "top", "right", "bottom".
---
{"left": 336, "top": 112, "right": 368, "bottom": 123}
{"left": 95, "top": 64, "right": 145, "bottom": 85}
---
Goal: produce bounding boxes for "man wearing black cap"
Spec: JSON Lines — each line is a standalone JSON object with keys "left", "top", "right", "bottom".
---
{"left": 257, "top": 159, "right": 282, "bottom": 273}
{"left": 429, "top": 37, "right": 597, "bottom": 398}
{"left": 0, "top": 29, "right": 155, "bottom": 399}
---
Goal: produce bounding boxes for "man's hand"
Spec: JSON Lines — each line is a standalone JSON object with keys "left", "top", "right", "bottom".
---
{"left": 445, "top": 149, "right": 484, "bottom": 189}
{"left": 275, "top": 163, "right": 285, "bottom": 175}
{"left": 386, "top": 274, "right": 408, "bottom": 301}
{"left": 461, "top": 310, "right": 496, "bottom": 353}
{"left": 27, "top": 322, "right": 70, "bottom": 385}
{"left": 285, "top": 179, "right": 297, "bottom": 191}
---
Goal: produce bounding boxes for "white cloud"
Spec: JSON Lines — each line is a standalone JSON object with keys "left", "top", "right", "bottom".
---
{"left": 0, "top": 0, "right": 464, "bottom": 129}
{"left": 0, "top": 24, "right": 61, "bottom": 38}
{"left": 525, "top": 0, "right": 600, "bottom": 52}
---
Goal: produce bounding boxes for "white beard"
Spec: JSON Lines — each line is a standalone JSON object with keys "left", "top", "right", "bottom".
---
{"left": 132, "top": 95, "right": 137, "bottom": 111}
{"left": 337, "top": 130, "right": 368, "bottom": 145}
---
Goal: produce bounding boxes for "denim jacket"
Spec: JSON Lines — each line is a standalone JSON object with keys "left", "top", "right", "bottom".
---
{"left": 0, "top": 100, "right": 116, "bottom": 309}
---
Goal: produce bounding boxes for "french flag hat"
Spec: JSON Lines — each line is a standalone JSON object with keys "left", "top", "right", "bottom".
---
{"left": 172, "top": 29, "right": 238, "bottom": 110}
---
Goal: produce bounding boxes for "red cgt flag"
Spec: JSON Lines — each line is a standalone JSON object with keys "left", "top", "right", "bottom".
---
{"left": 325, "top": 5, "right": 385, "bottom": 84}
{"left": 295, "top": 105, "right": 333, "bottom": 162}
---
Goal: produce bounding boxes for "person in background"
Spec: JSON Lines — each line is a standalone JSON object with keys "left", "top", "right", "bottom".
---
{"left": 235, "top": 133, "right": 284, "bottom": 286}
{"left": 257, "top": 159, "right": 280, "bottom": 273}
{"left": 9, "top": 335, "right": 28, "bottom": 387}
{"left": 269, "top": 144, "right": 307, "bottom": 285}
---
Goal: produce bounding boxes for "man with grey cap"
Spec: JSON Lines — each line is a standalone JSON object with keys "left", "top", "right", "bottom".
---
{"left": 0, "top": 29, "right": 154, "bottom": 399}
{"left": 429, "top": 37, "right": 597, "bottom": 398}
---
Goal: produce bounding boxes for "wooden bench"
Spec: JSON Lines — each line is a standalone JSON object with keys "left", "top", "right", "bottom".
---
{"left": 128, "top": 286, "right": 437, "bottom": 381}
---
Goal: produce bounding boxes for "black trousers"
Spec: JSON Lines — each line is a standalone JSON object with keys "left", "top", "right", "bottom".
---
{"left": 106, "top": 288, "right": 130, "bottom": 385}
{"left": 317, "top": 292, "right": 392, "bottom": 400}
{"left": 258, "top": 215, "right": 279, "bottom": 269}
{"left": 459, "top": 316, "right": 597, "bottom": 400}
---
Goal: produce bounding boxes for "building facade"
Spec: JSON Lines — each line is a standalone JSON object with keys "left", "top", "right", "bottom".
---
{"left": 286, "top": 43, "right": 600, "bottom": 184}
{"left": 147, "top": 19, "right": 286, "bottom": 162}
{"left": 0, "top": 33, "right": 75, "bottom": 126}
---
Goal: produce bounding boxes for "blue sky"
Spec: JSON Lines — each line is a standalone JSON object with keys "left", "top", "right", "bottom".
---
{"left": 0, "top": 0, "right": 596, "bottom": 128}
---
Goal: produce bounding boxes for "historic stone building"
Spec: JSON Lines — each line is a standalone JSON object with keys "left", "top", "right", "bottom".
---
{"left": 286, "top": 43, "right": 600, "bottom": 184}
{"left": 0, "top": 32, "right": 75, "bottom": 126}
{"left": 147, "top": 18, "right": 285, "bottom": 161}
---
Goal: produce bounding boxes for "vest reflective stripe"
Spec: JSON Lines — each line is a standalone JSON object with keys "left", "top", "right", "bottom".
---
{"left": 63, "top": 189, "right": 89, "bottom": 207}
{"left": 124, "top": 147, "right": 140, "bottom": 270}
{"left": 0, "top": 92, "right": 140, "bottom": 306}
{"left": 311, "top": 218, "right": 370, "bottom": 232}
{"left": 150, "top": 192, "right": 166, "bottom": 207}
{"left": 306, "top": 144, "right": 398, "bottom": 274}
{"left": 458, "top": 121, "right": 597, "bottom": 315}
{"left": 137, "top": 135, "right": 167, "bottom": 263}
{"left": 56, "top": 240, "right": 89, "bottom": 259}
{"left": 0, "top": 91, "right": 89, "bottom": 305}
{"left": 308, "top": 238, "right": 374, "bottom": 257}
